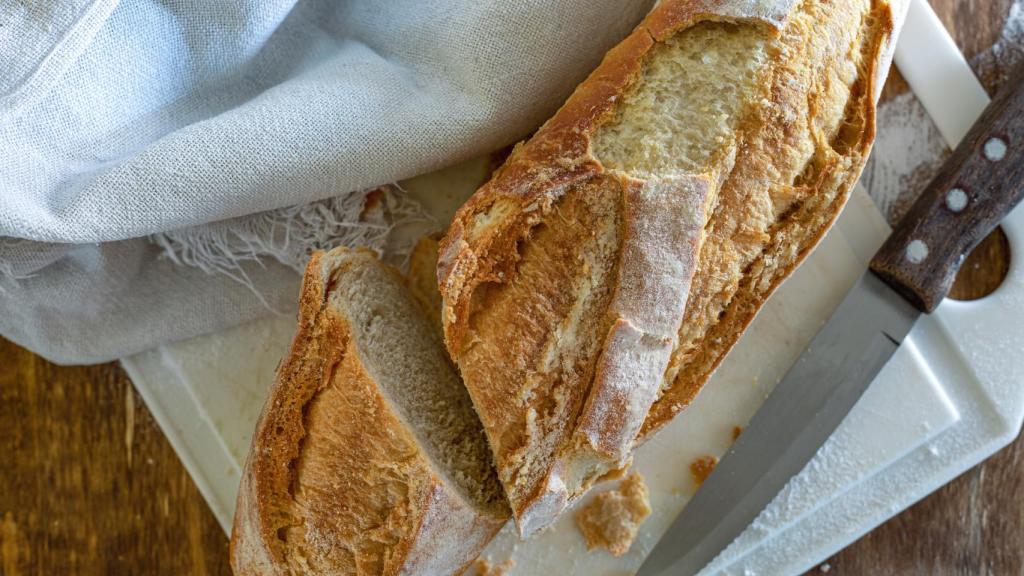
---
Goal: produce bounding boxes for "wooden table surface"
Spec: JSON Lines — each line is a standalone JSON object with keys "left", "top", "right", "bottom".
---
{"left": 1, "top": 2, "right": 1020, "bottom": 574}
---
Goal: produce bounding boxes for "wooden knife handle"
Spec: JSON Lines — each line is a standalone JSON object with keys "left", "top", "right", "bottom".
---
{"left": 870, "top": 65, "right": 1024, "bottom": 313}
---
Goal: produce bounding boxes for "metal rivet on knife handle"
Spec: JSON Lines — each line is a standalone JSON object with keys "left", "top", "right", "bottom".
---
{"left": 984, "top": 137, "right": 1007, "bottom": 161}
{"left": 945, "top": 188, "right": 968, "bottom": 212}
{"left": 869, "top": 64, "right": 1024, "bottom": 313}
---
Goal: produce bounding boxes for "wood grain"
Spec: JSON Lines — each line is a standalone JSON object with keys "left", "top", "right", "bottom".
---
{"left": 948, "top": 226, "right": 1011, "bottom": 301}
{"left": 0, "top": 1, "right": 1019, "bottom": 575}
{"left": 0, "top": 338, "right": 230, "bottom": 575}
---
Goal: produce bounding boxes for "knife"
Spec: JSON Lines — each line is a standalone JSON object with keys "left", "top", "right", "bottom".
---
{"left": 636, "top": 43, "right": 1024, "bottom": 576}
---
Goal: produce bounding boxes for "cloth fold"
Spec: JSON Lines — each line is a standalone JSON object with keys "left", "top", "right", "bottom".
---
{"left": 0, "top": 0, "right": 652, "bottom": 364}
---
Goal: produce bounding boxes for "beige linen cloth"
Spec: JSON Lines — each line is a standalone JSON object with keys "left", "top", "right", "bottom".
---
{"left": 0, "top": 0, "right": 652, "bottom": 363}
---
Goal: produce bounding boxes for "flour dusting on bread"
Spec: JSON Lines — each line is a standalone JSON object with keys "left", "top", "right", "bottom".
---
{"left": 439, "top": 0, "right": 894, "bottom": 536}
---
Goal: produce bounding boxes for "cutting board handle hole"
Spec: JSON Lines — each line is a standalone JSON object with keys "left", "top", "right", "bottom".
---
{"left": 948, "top": 226, "right": 1011, "bottom": 301}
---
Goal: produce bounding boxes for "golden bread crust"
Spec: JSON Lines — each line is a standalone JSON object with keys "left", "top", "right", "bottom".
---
{"left": 439, "top": 0, "right": 895, "bottom": 535}
{"left": 231, "top": 249, "right": 504, "bottom": 576}
{"left": 406, "top": 233, "right": 444, "bottom": 332}
{"left": 642, "top": 0, "right": 894, "bottom": 436}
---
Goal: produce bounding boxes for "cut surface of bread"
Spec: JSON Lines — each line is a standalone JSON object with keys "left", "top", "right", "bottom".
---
{"left": 231, "top": 248, "right": 507, "bottom": 576}
{"left": 439, "top": 0, "right": 894, "bottom": 535}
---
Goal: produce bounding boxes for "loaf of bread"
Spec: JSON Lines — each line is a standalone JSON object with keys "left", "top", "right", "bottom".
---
{"left": 438, "top": 0, "right": 895, "bottom": 535}
{"left": 230, "top": 248, "right": 508, "bottom": 575}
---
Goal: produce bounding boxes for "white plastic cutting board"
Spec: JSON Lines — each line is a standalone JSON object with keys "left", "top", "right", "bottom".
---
{"left": 121, "top": 3, "right": 1024, "bottom": 571}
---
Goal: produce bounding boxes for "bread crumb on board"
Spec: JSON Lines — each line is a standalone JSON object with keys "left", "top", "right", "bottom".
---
{"left": 575, "top": 472, "right": 652, "bottom": 557}
{"left": 467, "top": 557, "right": 515, "bottom": 576}
{"left": 732, "top": 425, "right": 743, "bottom": 441}
{"left": 690, "top": 455, "right": 718, "bottom": 487}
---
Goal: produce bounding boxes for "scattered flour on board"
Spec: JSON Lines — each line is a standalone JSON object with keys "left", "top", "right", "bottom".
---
{"left": 863, "top": 0, "right": 1024, "bottom": 225}
{"left": 862, "top": 92, "right": 948, "bottom": 224}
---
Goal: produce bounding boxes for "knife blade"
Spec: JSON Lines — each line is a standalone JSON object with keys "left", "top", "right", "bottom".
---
{"left": 637, "top": 41, "right": 1024, "bottom": 576}
{"left": 636, "top": 273, "right": 918, "bottom": 576}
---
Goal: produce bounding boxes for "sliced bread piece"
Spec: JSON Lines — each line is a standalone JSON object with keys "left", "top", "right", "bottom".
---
{"left": 231, "top": 248, "right": 508, "bottom": 575}
{"left": 438, "top": 0, "right": 895, "bottom": 535}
